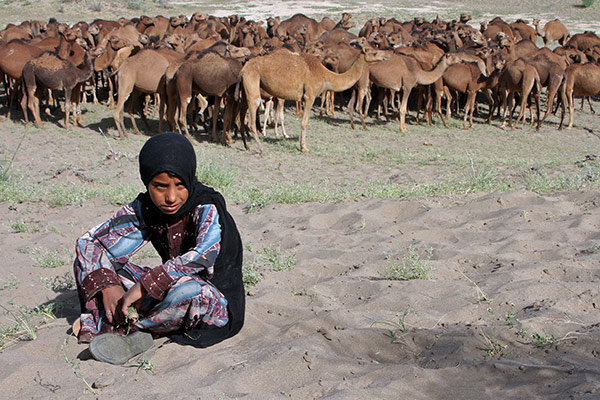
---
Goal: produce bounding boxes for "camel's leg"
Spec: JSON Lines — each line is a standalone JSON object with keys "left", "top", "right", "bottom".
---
{"left": 27, "top": 86, "right": 44, "bottom": 128}
{"left": 178, "top": 92, "right": 192, "bottom": 138}
{"left": 515, "top": 75, "right": 536, "bottom": 127}
{"left": 398, "top": 87, "right": 412, "bottom": 133}
{"left": 221, "top": 90, "right": 236, "bottom": 145}
{"left": 63, "top": 89, "right": 72, "bottom": 130}
{"left": 275, "top": 98, "right": 288, "bottom": 138}
{"left": 566, "top": 89, "right": 575, "bottom": 129}
{"left": 463, "top": 91, "right": 476, "bottom": 130}
{"left": 586, "top": 96, "right": 595, "bottom": 114}
{"left": 158, "top": 93, "right": 166, "bottom": 133}
{"left": 262, "top": 98, "right": 272, "bottom": 137}
{"left": 242, "top": 74, "right": 265, "bottom": 153}
{"left": 434, "top": 80, "right": 448, "bottom": 128}
{"left": 319, "top": 92, "right": 326, "bottom": 117}
{"left": 443, "top": 86, "right": 452, "bottom": 119}
{"left": 299, "top": 95, "right": 316, "bottom": 152}
{"left": 113, "top": 81, "right": 134, "bottom": 138}
{"left": 211, "top": 96, "right": 222, "bottom": 143}
{"left": 19, "top": 84, "right": 29, "bottom": 123}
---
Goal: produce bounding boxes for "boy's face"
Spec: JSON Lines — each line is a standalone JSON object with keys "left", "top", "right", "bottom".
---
{"left": 148, "top": 172, "right": 189, "bottom": 215}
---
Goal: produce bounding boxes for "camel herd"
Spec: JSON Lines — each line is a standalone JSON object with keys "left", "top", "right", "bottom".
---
{"left": 1, "top": 12, "right": 600, "bottom": 152}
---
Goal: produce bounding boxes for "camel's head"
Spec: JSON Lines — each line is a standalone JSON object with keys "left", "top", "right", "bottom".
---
{"left": 363, "top": 47, "right": 390, "bottom": 63}
{"left": 88, "top": 23, "right": 101, "bottom": 36}
{"left": 460, "top": 14, "right": 472, "bottom": 24}
{"left": 532, "top": 19, "right": 540, "bottom": 26}
{"left": 443, "top": 52, "right": 466, "bottom": 66}
{"left": 225, "top": 44, "right": 252, "bottom": 60}
{"left": 192, "top": 12, "right": 208, "bottom": 23}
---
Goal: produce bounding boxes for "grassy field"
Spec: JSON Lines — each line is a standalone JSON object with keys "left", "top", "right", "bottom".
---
{"left": 0, "top": 0, "right": 599, "bottom": 213}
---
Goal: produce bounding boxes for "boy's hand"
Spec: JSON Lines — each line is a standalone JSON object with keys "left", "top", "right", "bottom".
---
{"left": 101, "top": 285, "right": 125, "bottom": 325}
{"left": 120, "top": 282, "right": 147, "bottom": 322}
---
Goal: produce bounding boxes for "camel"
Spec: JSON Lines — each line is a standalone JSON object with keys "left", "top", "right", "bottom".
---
{"left": 498, "top": 58, "right": 542, "bottom": 130}
{"left": 274, "top": 13, "right": 339, "bottom": 43}
{"left": 112, "top": 49, "right": 171, "bottom": 138}
{"left": 566, "top": 31, "right": 600, "bottom": 52}
{"left": 21, "top": 49, "right": 96, "bottom": 129}
{"left": 510, "top": 19, "right": 537, "bottom": 42}
{"left": 437, "top": 57, "right": 505, "bottom": 129}
{"left": 563, "top": 62, "right": 600, "bottom": 129}
{"left": 239, "top": 45, "right": 389, "bottom": 152}
{"left": 357, "top": 51, "right": 464, "bottom": 133}
{"left": 168, "top": 51, "right": 243, "bottom": 144}
{"left": 532, "top": 19, "right": 569, "bottom": 47}
{"left": 523, "top": 53, "right": 568, "bottom": 124}
{"left": 0, "top": 40, "right": 43, "bottom": 116}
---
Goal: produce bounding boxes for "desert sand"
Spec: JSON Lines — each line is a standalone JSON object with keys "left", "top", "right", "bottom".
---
{"left": 0, "top": 126, "right": 599, "bottom": 399}
{"left": 1, "top": 2, "right": 600, "bottom": 399}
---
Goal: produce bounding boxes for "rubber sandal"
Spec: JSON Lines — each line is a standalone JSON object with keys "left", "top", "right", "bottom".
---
{"left": 89, "top": 331, "right": 154, "bottom": 365}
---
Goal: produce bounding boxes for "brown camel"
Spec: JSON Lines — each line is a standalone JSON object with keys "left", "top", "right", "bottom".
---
{"left": 239, "top": 46, "right": 389, "bottom": 152}
{"left": 112, "top": 49, "right": 171, "bottom": 138}
{"left": 168, "top": 51, "right": 243, "bottom": 143}
{"left": 566, "top": 31, "right": 600, "bottom": 52}
{"left": 510, "top": 19, "right": 537, "bottom": 42}
{"left": 563, "top": 62, "right": 600, "bottom": 129}
{"left": 523, "top": 53, "right": 567, "bottom": 124}
{"left": 532, "top": 19, "right": 569, "bottom": 47}
{"left": 438, "top": 58, "right": 505, "bottom": 129}
{"left": 498, "top": 58, "right": 542, "bottom": 130}
{"left": 21, "top": 49, "right": 95, "bottom": 129}
{"left": 0, "top": 40, "right": 43, "bottom": 116}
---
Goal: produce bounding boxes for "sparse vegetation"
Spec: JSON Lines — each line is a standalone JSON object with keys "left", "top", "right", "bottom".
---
{"left": 28, "top": 247, "right": 66, "bottom": 269}
{"left": 40, "top": 272, "right": 75, "bottom": 291}
{"left": 261, "top": 245, "right": 296, "bottom": 272}
{"left": 373, "top": 307, "right": 411, "bottom": 343}
{"left": 531, "top": 331, "right": 557, "bottom": 347}
{"left": 242, "top": 264, "right": 262, "bottom": 293}
{"left": 380, "top": 245, "right": 433, "bottom": 281}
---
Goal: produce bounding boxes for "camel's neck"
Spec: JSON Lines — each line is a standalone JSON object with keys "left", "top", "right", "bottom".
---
{"left": 416, "top": 57, "right": 449, "bottom": 85}
{"left": 55, "top": 36, "right": 73, "bottom": 60}
{"left": 534, "top": 24, "right": 543, "bottom": 37}
{"left": 320, "top": 53, "right": 366, "bottom": 92}
{"left": 77, "top": 52, "right": 94, "bottom": 83}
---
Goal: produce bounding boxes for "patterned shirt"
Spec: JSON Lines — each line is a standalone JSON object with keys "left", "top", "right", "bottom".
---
{"left": 75, "top": 199, "right": 222, "bottom": 304}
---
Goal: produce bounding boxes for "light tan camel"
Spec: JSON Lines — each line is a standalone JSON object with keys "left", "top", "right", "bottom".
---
{"left": 239, "top": 46, "right": 388, "bottom": 152}
{"left": 363, "top": 51, "right": 464, "bottom": 133}
{"left": 112, "top": 49, "right": 171, "bottom": 138}
{"left": 532, "top": 19, "right": 569, "bottom": 47}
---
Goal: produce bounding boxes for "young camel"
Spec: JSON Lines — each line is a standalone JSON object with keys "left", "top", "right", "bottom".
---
{"left": 532, "top": 19, "right": 569, "bottom": 47}
{"left": 21, "top": 49, "right": 95, "bottom": 129}
{"left": 239, "top": 46, "right": 389, "bottom": 152}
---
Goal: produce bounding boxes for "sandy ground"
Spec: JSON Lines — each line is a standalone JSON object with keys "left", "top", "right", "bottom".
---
{"left": 1, "top": 3, "right": 600, "bottom": 399}
{"left": 0, "top": 125, "right": 599, "bottom": 399}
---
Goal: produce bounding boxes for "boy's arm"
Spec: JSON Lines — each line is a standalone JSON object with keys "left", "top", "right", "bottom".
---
{"left": 139, "top": 204, "right": 221, "bottom": 300}
{"left": 74, "top": 201, "right": 148, "bottom": 304}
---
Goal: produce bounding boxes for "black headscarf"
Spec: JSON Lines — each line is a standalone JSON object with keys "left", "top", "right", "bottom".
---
{"left": 136, "top": 132, "right": 245, "bottom": 346}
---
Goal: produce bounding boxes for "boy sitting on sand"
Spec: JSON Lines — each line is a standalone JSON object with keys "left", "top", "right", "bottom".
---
{"left": 72, "top": 132, "right": 244, "bottom": 364}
